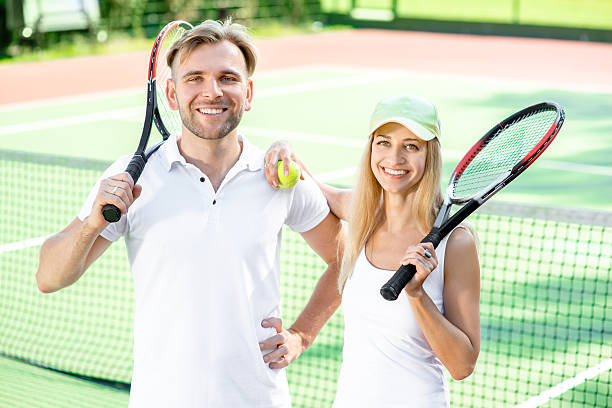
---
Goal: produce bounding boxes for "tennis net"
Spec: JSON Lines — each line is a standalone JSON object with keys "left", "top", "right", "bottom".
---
{"left": 1, "top": 149, "right": 610, "bottom": 407}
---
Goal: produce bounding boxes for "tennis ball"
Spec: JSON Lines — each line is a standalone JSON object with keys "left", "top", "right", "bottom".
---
{"left": 277, "top": 160, "right": 301, "bottom": 189}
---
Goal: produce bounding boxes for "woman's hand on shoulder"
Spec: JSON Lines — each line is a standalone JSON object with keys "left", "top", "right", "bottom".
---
{"left": 400, "top": 242, "right": 438, "bottom": 298}
{"left": 263, "top": 140, "right": 307, "bottom": 189}
{"left": 262, "top": 141, "right": 353, "bottom": 221}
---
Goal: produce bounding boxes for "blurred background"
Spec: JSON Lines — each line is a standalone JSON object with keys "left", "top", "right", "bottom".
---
{"left": 1, "top": 0, "right": 612, "bottom": 62}
{"left": 1, "top": 2, "right": 611, "bottom": 408}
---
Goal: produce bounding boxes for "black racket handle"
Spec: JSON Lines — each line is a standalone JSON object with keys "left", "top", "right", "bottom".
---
{"left": 380, "top": 229, "right": 443, "bottom": 301}
{"left": 380, "top": 264, "right": 418, "bottom": 301}
{"left": 101, "top": 153, "right": 146, "bottom": 223}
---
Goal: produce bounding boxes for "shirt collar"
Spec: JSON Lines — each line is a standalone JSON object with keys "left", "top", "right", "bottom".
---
{"left": 162, "top": 133, "right": 186, "bottom": 171}
{"left": 239, "top": 134, "right": 265, "bottom": 172}
{"left": 161, "top": 133, "right": 263, "bottom": 172}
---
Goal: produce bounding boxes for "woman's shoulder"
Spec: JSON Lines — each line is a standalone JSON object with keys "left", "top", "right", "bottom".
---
{"left": 443, "top": 226, "right": 480, "bottom": 279}
{"left": 447, "top": 226, "right": 477, "bottom": 250}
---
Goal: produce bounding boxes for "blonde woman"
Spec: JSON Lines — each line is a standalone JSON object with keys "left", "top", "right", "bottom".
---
{"left": 267, "top": 95, "right": 480, "bottom": 407}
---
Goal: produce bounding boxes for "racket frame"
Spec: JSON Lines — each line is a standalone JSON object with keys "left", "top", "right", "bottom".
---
{"left": 101, "top": 20, "right": 192, "bottom": 223}
{"left": 380, "top": 101, "right": 565, "bottom": 301}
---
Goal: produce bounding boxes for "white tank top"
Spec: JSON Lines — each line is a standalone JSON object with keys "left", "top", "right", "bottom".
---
{"left": 333, "top": 230, "right": 459, "bottom": 408}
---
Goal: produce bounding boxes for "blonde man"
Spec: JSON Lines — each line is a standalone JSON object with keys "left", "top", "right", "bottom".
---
{"left": 37, "top": 19, "right": 341, "bottom": 408}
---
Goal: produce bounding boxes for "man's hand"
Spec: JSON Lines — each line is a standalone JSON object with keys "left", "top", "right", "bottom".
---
{"left": 259, "top": 317, "right": 308, "bottom": 369}
{"left": 87, "top": 172, "right": 142, "bottom": 229}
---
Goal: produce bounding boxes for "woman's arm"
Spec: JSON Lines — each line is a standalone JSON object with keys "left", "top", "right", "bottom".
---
{"left": 308, "top": 176, "right": 352, "bottom": 222}
{"left": 264, "top": 141, "right": 353, "bottom": 221}
{"left": 402, "top": 228, "right": 481, "bottom": 380}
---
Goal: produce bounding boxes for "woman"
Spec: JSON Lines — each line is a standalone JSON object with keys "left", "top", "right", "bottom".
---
{"left": 267, "top": 94, "right": 480, "bottom": 407}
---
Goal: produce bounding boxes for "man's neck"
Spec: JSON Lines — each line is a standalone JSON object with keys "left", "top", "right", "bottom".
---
{"left": 177, "top": 131, "right": 243, "bottom": 192}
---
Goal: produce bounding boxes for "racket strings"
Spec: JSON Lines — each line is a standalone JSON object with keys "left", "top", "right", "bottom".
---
{"left": 154, "top": 24, "right": 191, "bottom": 138}
{"left": 452, "top": 108, "right": 558, "bottom": 199}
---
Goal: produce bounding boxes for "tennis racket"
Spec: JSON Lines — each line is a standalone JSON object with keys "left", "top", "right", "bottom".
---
{"left": 102, "top": 20, "right": 193, "bottom": 222}
{"left": 380, "top": 102, "right": 565, "bottom": 301}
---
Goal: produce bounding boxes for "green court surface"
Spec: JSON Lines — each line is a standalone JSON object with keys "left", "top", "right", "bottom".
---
{"left": 323, "top": 0, "right": 612, "bottom": 30}
{"left": 1, "top": 65, "right": 611, "bottom": 407}
{"left": 0, "top": 356, "right": 129, "bottom": 408}
{"left": 1, "top": 66, "right": 611, "bottom": 210}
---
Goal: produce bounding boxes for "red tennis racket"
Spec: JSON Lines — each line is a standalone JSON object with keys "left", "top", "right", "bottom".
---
{"left": 102, "top": 20, "right": 193, "bottom": 222}
{"left": 380, "top": 102, "right": 565, "bottom": 301}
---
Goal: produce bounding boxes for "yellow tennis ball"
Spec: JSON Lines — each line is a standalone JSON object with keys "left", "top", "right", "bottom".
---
{"left": 277, "top": 160, "right": 301, "bottom": 189}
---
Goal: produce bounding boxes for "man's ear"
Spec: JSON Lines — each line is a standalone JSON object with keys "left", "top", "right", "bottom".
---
{"left": 166, "top": 78, "right": 178, "bottom": 110}
{"left": 244, "top": 80, "right": 253, "bottom": 112}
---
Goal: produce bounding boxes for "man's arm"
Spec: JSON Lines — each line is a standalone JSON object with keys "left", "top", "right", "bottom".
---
{"left": 37, "top": 218, "right": 112, "bottom": 293}
{"left": 260, "top": 212, "right": 343, "bottom": 369}
{"left": 36, "top": 172, "right": 139, "bottom": 293}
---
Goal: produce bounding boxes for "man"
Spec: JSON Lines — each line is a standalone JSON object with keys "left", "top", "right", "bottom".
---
{"left": 36, "top": 19, "right": 341, "bottom": 408}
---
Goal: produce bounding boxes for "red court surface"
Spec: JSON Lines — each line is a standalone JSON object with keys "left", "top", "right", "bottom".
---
{"left": 1, "top": 29, "right": 611, "bottom": 106}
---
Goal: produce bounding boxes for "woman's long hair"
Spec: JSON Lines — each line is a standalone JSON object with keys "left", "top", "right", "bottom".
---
{"left": 338, "top": 133, "right": 444, "bottom": 290}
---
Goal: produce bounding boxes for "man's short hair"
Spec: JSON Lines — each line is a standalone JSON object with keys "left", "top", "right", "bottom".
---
{"left": 166, "top": 19, "right": 258, "bottom": 78}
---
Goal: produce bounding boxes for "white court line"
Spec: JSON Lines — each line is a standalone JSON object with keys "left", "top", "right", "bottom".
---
{"left": 317, "top": 167, "right": 356, "bottom": 183}
{"left": 255, "top": 64, "right": 360, "bottom": 79}
{"left": 514, "top": 359, "right": 612, "bottom": 408}
{"left": 1, "top": 103, "right": 610, "bottom": 178}
{"left": 0, "top": 70, "right": 409, "bottom": 136}
{"left": 538, "top": 160, "right": 612, "bottom": 177}
{"left": 2, "top": 62, "right": 609, "bottom": 113}
{"left": 240, "top": 126, "right": 612, "bottom": 177}
{"left": 0, "top": 107, "right": 141, "bottom": 136}
{"left": 0, "top": 64, "right": 338, "bottom": 113}
{"left": 0, "top": 87, "right": 143, "bottom": 113}
{"left": 301, "top": 63, "right": 612, "bottom": 94}
{"left": 0, "top": 65, "right": 402, "bottom": 113}
{"left": 0, "top": 64, "right": 610, "bottom": 178}
{"left": 256, "top": 69, "right": 409, "bottom": 97}
{"left": 376, "top": 67, "right": 612, "bottom": 95}
{"left": 242, "top": 125, "right": 464, "bottom": 159}
{"left": 240, "top": 126, "right": 364, "bottom": 148}
{"left": 0, "top": 235, "right": 50, "bottom": 255}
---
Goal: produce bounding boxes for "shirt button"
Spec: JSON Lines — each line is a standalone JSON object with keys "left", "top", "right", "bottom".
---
{"left": 212, "top": 199, "right": 216, "bottom": 205}
{"left": 200, "top": 177, "right": 205, "bottom": 182}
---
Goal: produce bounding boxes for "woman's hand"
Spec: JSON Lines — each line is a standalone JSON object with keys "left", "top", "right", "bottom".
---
{"left": 263, "top": 141, "right": 303, "bottom": 189}
{"left": 399, "top": 242, "right": 438, "bottom": 298}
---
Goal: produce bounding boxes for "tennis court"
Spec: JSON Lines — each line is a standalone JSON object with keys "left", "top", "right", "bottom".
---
{"left": 2, "top": 63, "right": 611, "bottom": 209}
{"left": 1, "top": 29, "right": 611, "bottom": 407}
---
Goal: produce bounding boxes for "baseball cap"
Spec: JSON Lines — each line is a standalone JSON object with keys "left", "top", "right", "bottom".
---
{"left": 369, "top": 95, "right": 441, "bottom": 142}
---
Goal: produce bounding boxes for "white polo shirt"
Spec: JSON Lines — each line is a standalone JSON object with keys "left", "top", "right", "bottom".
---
{"left": 78, "top": 134, "right": 329, "bottom": 408}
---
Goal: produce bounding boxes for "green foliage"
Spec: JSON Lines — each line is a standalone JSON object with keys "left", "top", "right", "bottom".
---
{"left": 1, "top": 0, "right": 324, "bottom": 60}
{"left": 0, "top": 32, "right": 152, "bottom": 63}
{"left": 97, "top": 0, "right": 323, "bottom": 35}
{"left": 0, "top": 0, "right": 11, "bottom": 56}
{"left": 0, "top": 21, "right": 338, "bottom": 64}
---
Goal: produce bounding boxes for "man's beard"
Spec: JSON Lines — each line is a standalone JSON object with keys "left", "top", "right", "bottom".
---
{"left": 178, "top": 101, "right": 244, "bottom": 140}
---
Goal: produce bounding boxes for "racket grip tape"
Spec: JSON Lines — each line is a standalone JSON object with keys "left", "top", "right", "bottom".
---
{"left": 380, "top": 264, "right": 417, "bottom": 301}
{"left": 380, "top": 229, "right": 443, "bottom": 301}
{"left": 101, "top": 154, "right": 147, "bottom": 223}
